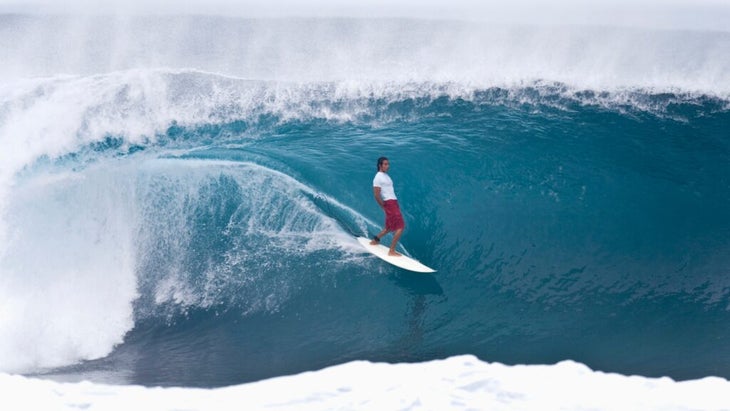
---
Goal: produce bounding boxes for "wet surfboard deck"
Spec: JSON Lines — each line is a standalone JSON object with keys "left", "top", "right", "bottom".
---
{"left": 356, "top": 237, "right": 436, "bottom": 273}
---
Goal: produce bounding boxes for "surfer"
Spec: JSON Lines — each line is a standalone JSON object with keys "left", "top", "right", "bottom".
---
{"left": 370, "top": 157, "right": 404, "bottom": 256}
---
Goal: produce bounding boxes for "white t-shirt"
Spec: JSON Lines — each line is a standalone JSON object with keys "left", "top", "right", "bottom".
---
{"left": 373, "top": 171, "right": 397, "bottom": 201}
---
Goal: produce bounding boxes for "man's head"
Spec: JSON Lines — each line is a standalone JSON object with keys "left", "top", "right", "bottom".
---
{"left": 377, "top": 157, "right": 389, "bottom": 172}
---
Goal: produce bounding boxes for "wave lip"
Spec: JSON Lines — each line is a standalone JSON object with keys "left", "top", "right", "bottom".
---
{"left": 1, "top": 71, "right": 725, "bottom": 160}
{"left": 3, "top": 355, "right": 730, "bottom": 410}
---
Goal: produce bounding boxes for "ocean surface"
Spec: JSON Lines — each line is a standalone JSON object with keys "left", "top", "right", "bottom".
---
{"left": 1, "top": 13, "right": 729, "bottom": 407}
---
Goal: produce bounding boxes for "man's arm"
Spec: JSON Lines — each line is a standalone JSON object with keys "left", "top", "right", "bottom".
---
{"left": 373, "top": 186, "right": 384, "bottom": 208}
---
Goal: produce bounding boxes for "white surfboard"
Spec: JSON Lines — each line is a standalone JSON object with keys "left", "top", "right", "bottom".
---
{"left": 357, "top": 237, "right": 436, "bottom": 273}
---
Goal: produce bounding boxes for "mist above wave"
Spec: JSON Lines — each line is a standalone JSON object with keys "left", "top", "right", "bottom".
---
{"left": 1, "top": 15, "right": 728, "bottom": 96}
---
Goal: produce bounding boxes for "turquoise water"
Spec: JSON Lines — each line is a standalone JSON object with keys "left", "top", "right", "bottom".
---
{"left": 1, "top": 16, "right": 729, "bottom": 388}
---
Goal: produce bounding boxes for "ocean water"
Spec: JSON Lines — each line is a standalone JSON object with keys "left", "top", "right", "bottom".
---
{"left": 1, "top": 13, "right": 730, "bottom": 407}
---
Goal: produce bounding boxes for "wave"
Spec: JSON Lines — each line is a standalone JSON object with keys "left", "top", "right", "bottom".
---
{"left": 130, "top": 159, "right": 371, "bottom": 318}
{"left": 1, "top": 67, "right": 729, "bottom": 380}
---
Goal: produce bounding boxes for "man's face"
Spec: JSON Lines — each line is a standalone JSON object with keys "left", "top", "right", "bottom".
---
{"left": 381, "top": 160, "right": 390, "bottom": 172}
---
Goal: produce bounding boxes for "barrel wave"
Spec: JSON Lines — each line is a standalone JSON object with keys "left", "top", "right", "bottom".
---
{"left": 0, "top": 15, "right": 729, "bottom": 389}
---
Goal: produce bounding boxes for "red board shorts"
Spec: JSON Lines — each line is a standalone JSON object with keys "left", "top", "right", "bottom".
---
{"left": 384, "top": 199, "right": 405, "bottom": 231}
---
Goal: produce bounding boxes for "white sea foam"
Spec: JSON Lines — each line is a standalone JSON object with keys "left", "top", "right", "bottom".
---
{"left": 2, "top": 355, "right": 729, "bottom": 410}
{"left": 0, "top": 71, "right": 169, "bottom": 373}
{"left": 0, "top": 165, "right": 138, "bottom": 373}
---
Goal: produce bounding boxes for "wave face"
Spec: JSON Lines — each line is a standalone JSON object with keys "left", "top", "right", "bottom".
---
{"left": 0, "top": 15, "right": 729, "bottom": 387}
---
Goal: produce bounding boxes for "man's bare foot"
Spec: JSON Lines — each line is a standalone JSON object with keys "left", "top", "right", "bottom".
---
{"left": 370, "top": 240, "right": 379, "bottom": 245}
{"left": 388, "top": 250, "right": 402, "bottom": 257}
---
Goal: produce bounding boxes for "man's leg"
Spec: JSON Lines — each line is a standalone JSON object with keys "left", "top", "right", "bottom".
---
{"left": 370, "top": 228, "right": 389, "bottom": 245}
{"left": 389, "top": 228, "right": 403, "bottom": 256}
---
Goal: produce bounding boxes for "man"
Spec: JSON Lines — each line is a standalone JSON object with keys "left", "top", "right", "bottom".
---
{"left": 370, "top": 157, "right": 404, "bottom": 256}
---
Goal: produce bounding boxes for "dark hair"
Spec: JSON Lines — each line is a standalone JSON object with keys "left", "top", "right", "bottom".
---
{"left": 377, "top": 157, "right": 388, "bottom": 172}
